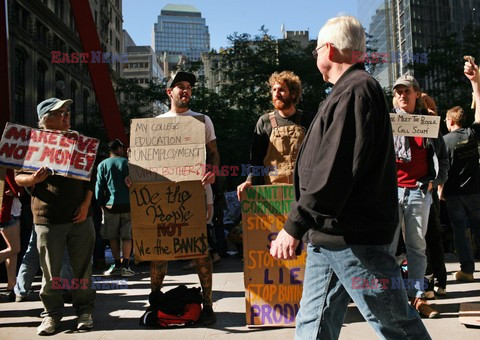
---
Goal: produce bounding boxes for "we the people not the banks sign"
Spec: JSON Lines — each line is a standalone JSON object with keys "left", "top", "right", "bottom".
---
{"left": 129, "top": 180, "right": 207, "bottom": 261}
{"left": 0, "top": 123, "right": 98, "bottom": 181}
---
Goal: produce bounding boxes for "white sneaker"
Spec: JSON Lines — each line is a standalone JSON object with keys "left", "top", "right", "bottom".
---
{"left": 37, "top": 316, "right": 60, "bottom": 335}
{"left": 77, "top": 313, "right": 93, "bottom": 330}
{"left": 121, "top": 267, "right": 135, "bottom": 277}
{"left": 104, "top": 264, "right": 122, "bottom": 276}
{"left": 435, "top": 287, "right": 447, "bottom": 296}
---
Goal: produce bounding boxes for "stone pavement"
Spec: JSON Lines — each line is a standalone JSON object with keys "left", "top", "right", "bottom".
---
{"left": 1, "top": 254, "right": 480, "bottom": 339}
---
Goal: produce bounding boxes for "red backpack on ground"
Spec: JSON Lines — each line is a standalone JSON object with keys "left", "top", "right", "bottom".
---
{"left": 139, "top": 285, "right": 203, "bottom": 328}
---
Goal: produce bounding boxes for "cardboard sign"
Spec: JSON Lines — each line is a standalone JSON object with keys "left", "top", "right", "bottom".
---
{"left": 241, "top": 185, "right": 306, "bottom": 327}
{"left": 0, "top": 123, "right": 98, "bottom": 181}
{"left": 129, "top": 117, "right": 205, "bottom": 182}
{"left": 390, "top": 113, "right": 441, "bottom": 138}
{"left": 130, "top": 180, "right": 207, "bottom": 261}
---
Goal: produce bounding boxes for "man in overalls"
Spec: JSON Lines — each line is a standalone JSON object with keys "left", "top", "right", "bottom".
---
{"left": 237, "top": 71, "right": 314, "bottom": 198}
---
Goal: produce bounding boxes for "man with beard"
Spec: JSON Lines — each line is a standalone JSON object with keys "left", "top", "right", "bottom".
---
{"left": 150, "top": 71, "right": 220, "bottom": 325}
{"left": 237, "top": 71, "right": 313, "bottom": 199}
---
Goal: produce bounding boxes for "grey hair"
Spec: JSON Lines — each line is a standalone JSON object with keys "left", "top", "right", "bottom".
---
{"left": 38, "top": 114, "right": 49, "bottom": 129}
{"left": 318, "top": 16, "right": 366, "bottom": 55}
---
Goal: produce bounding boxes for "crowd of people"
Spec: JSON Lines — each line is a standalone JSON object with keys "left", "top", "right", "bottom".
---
{"left": 0, "top": 14, "right": 479, "bottom": 339}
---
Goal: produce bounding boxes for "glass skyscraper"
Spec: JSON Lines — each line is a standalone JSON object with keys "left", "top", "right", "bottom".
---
{"left": 359, "top": 0, "right": 480, "bottom": 90}
{"left": 152, "top": 4, "right": 210, "bottom": 64}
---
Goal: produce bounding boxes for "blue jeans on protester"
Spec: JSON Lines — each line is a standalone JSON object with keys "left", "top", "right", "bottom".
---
{"left": 295, "top": 243, "right": 430, "bottom": 340}
{"left": 445, "top": 193, "right": 480, "bottom": 274}
{"left": 390, "top": 187, "right": 432, "bottom": 298}
{"left": 14, "top": 228, "right": 74, "bottom": 298}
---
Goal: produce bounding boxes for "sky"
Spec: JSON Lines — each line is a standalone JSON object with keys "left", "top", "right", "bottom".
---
{"left": 122, "top": 0, "right": 359, "bottom": 50}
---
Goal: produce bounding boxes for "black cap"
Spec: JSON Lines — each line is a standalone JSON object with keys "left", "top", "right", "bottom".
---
{"left": 108, "top": 139, "right": 124, "bottom": 151}
{"left": 167, "top": 71, "right": 196, "bottom": 88}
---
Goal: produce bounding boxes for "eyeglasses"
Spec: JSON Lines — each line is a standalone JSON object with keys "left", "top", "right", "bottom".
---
{"left": 49, "top": 108, "right": 71, "bottom": 117}
{"left": 312, "top": 43, "right": 332, "bottom": 58}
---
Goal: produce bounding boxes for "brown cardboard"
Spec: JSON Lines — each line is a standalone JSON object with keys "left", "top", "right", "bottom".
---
{"left": 129, "top": 117, "right": 205, "bottom": 182}
{"left": 241, "top": 185, "right": 305, "bottom": 327}
{"left": 130, "top": 180, "right": 207, "bottom": 261}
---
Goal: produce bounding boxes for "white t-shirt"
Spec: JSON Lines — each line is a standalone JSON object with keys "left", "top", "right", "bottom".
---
{"left": 156, "top": 110, "right": 216, "bottom": 144}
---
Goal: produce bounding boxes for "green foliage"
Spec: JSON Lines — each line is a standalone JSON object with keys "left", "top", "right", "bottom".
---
{"left": 199, "top": 30, "right": 327, "bottom": 190}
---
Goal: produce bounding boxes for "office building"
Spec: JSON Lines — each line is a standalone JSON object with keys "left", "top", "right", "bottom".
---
{"left": 152, "top": 4, "right": 210, "bottom": 75}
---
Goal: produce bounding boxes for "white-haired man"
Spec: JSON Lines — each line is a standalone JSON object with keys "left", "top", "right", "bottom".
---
{"left": 15, "top": 98, "right": 96, "bottom": 335}
{"left": 270, "top": 16, "right": 430, "bottom": 339}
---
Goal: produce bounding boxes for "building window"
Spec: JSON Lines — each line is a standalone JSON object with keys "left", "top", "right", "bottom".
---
{"left": 14, "top": 49, "right": 26, "bottom": 123}
{"left": 54, "top": 0, "right": 64, "bottom": 20}
{"left": 36, "top": 61, "right": 47, "bottom": 104}
{"left": 82, "top": 90, "right": 90, "bottom": 125}
{"left": 55, "top": 72, "right": 65, "bottom": 98}
{"left": 70, "top": 81, "right": 77, "bottom": 127}
{"left": 36, "top": 20, "right": 48, "bottom": 45}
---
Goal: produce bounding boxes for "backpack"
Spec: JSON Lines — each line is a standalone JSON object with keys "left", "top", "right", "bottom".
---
{"left": 139, "top": 285, "right": 203, "bottom": 328}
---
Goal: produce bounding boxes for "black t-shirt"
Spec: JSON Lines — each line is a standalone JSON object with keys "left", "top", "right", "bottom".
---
{"left": 249, "top": 110, "right": 315, "bottom": 184}
{"left": 443, "top": 124, "right": 480, "bottom": 196}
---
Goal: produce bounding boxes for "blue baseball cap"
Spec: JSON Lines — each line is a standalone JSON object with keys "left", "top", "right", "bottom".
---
{"left": 37, "top": 98, "right": 73, "bottom": 119}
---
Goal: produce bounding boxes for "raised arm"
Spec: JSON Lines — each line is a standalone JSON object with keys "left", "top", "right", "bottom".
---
{"left": 464, "top": 58, "right": 480, "bottom": 123}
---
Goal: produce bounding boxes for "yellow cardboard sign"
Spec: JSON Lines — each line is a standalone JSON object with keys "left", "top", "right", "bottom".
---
{"left": 241, "top": 185, "right": 305, "bottom": 327}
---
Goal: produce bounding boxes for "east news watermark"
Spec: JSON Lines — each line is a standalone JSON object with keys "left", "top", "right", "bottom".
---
{"left": 51, "top": 51, "right": 128, "bottom": 64}
{"left": 352, "top": 277, "right": 429, "bottom": 290}
{"left": 352, "top": 51, "right": 428, "bottom": 64}
{"left": 52, "top": 277, "right": 128, "bottom": 290}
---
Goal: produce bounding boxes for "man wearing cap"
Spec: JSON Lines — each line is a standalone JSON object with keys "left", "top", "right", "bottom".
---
{"left": 95, "top": 139, "right": 134, "bottom": 277}
{"left": 390, "top": 74, "right": 449, "bottom": 318}
{"left": 150, "top": 71, "right": 220, "bottom": 325}
{"left": 15, "top": 98, "right": 96, "bottom": 335}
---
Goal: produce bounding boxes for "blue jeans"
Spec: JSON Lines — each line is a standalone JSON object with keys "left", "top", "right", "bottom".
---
{"left": 295, "top": 244, "right": 430, "bottom": 340}
{"left": 390, "top": 187, "right": 432, "bottom": 298}
{"left": 14, "top": 228, "right": 74, "bottom": 297}
{"left": 445, "top": 193, "right": 480, "bottom": 274}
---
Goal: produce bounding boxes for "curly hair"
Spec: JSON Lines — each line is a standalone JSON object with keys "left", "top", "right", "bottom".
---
{"left": 268, "top": 71, "right": 302, "bottom": 105}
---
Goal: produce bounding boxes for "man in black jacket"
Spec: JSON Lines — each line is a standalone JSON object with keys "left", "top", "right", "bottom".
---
{"left": 270, "top": 16, "right": 430, "bottom": 339}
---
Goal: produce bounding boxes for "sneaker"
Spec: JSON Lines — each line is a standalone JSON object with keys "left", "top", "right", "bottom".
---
{"left": 104, "top": 264, "right": 122, "bottom": 276}
{"left": 121, "top": 267, "right": 135, "bottom": 277}
{"left": 15, "top": 294, "right": 27, "bottom": 302}
{"left": 411, "top": 298, "right": 439, "bottom": 319}
{"left": 435, "top": 287, "right": 447, "bottom": 296}
{"left": 424, "top": 290, "right": 435, "bottom": 300}
{"left": 77, "top": 313, "right": 93, "bottom": 330}
{"left": 199, "top": 305, "right": 217, "bottom": 325}
{"left": 182, "top": 261, "right": 196, "bottom": 270}
{"left": 455, "top": 271, "right": 474, "bottom": 282}
{"left": 37, "top": 316, "right": 60, "bottom": 335}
